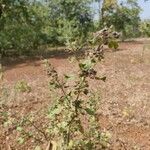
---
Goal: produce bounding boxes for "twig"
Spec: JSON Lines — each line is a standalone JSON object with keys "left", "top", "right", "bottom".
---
{"left": 28, "top": 120, "right": 48, "bottom": 141}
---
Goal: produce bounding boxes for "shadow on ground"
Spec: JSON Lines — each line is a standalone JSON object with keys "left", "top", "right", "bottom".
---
{"left": 2, "top": 47, "right": 86, "bottom": 72}
{"left": 2, "top": 39, "right": 149, "bottom": 72}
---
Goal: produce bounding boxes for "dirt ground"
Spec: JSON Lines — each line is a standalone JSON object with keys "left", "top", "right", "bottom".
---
{"left": 0, "top": 39, "right": 150, "bottom": 150}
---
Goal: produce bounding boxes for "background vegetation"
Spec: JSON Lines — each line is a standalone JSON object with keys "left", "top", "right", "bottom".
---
{"left": 0, "top": 0, "right": 149, "bottom": 56}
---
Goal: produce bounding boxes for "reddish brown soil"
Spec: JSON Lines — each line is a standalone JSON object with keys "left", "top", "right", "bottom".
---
{"left": 0, "top": 40, "right": 150, "bottom": 150}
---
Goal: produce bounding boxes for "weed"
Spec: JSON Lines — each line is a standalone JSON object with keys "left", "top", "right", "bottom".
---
{"left": 42, "top": 27, "right": 118, "bottom": 149}
{"left": 14, "top": 80, "right": 31, "bottom": 93}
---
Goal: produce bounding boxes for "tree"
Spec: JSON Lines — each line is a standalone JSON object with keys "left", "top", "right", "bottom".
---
{"left": 94, "top": 0, "right": 117, "bottom": 26}
{"left": 0, "top": 0, "right": 95, "bottom": 55}
{"left": 140, "top": 19, "right": 150, "bottom": 37}
{"left": 101, "top": 0, "right": 117, "bottom": 21}
{"left": 0, "top": 0, "right": 51, "bottom": 55}
{"left": 98, "top": 0, "right": 141, "bottom": 39}
{"left": 47, "top": 0, "right": 93, "bottom": 47}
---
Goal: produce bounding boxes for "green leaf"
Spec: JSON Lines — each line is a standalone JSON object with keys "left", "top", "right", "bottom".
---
{"left": 113, "top": 42, "right": 119, "bottom": 49}
{"left": 95, "top": 76, "right": 106, "bottom": 82}
{"left": 108, "top": 40, "right": 118, "bottom": 49}
{"left": 68, "top": 140, "right": 74, "bottom": 149}
{"left": 16, "top": 126, "right": 23, "bottom": 132}
{"left": 83, "top": 89, "right": 89, "bottom": 95}
{"left": 3, "top": 120, "right": 12, "bottom": 127}
{"left": 91, "top": 58, "right": 96, "bottom": 63}
{"left": 86, "top": 142, "right": 93, "bottom": 149}
{"left": 60, "top": 121, "right": 68, "bottom": 128}
{"left": 17, "top": 137, "right": 24, "bottom": 144}
{"left": 85, "top": 108, "right": 95, "bottom": 116}
{"left": 79, "top": 59, "right": 95, "bottom": 71}
{"left": 64, "top": 74, "right": 70, "bottom": 79}
{"left": 79, "top": 63, "right": 86, "bottom": 70}
{"left": 64, "top": 74, "right": 75, "bottom": 80}
{"left": 48, "top": 106, "right": 63, "bottom": 118}
{"left": 34, "top": 146, "right": 41, "bottom": 150}
{"left": 53, "top": 107, "right": 62, "bottom": 115}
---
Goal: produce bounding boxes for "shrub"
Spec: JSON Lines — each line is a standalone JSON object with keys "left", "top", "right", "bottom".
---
{"left": 43, "top": 27, "right": 118, "bottom": 149}
{"left": 140, "top": 20, "right": 150, "bottom": 37}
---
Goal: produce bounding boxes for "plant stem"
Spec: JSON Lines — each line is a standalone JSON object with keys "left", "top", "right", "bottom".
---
{"left": 74, "top": 76, "right": 86, "bottom": 115}
{"left": 56, "top": 79, "right": 69, "bottom": 100}
{"left": 28, "top": 120, "right": 48, "bottom": 141}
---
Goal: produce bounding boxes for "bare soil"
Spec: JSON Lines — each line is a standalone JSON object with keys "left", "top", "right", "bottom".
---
{"left": 0, "top": 39, "right": 150, "bottom": 150}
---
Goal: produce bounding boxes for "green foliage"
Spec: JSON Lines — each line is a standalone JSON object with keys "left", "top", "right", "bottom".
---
{"left": 140, "top": 20, "right": 150, "bottom": 37}
{"left": 14, "top": 80, "right": 31, "bottom": 93}
{"left": 0, "top": 63, "right": 3, "bottom": 80}
{"left": 0, "top": 1, "right": 51, "bottom": 55}
{"left": 100, "top": 0, "right": 141, "bottom": 39}
{"left": 0, "top": 67, "right": 9, "bottom": 104}
{"left": 93, "top": 27, "right": 120, "bottom": 50}
{"left": 0, "top": 0, "right": 94, "bottom": 55}
{"left": 108, "top": 40, "right": 119, "bottom": 49}
{"left": 34, "top": 146, "right": 42, "bottom": 150}
{"left": 0, "top": 0, "right": 147, "bottom": 56}
{"left": 0, "top": 85, "right": 9, "bottom": 105}
{"left": 48, "top": 0, "right": 93, "bottom": 49}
